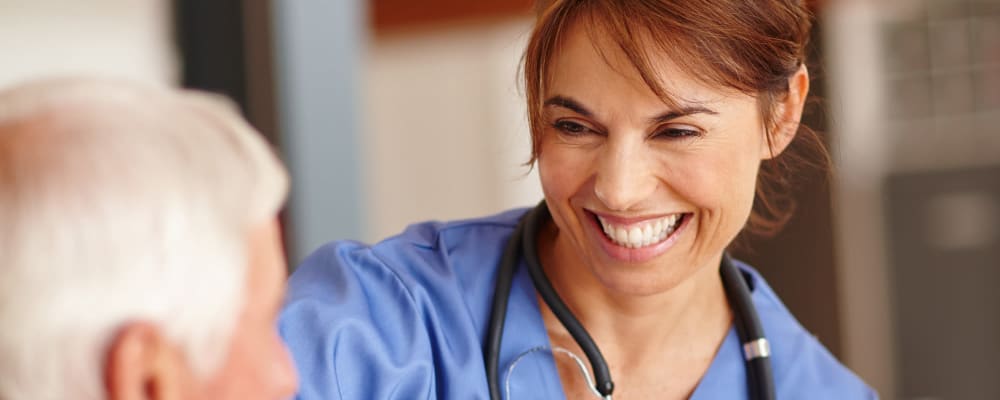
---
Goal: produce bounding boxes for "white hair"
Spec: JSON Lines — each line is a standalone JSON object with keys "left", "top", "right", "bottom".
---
{"left": 0, "top": 78, "right": 289, "bottom": 400}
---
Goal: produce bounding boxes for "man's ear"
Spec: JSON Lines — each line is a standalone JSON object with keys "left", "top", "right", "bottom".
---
{"left": 761, "top": 64, "right": 810, "bottom": 160}
{"left": 104, "top": 322, "right": 189, "bottom": 400}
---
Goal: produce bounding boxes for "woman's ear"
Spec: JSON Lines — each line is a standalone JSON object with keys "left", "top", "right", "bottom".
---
{"left": 104, "top": 322, "right": 190, "bottom": 400}
{"left": 761, "top": 64, "right": 810, "bottom": 160}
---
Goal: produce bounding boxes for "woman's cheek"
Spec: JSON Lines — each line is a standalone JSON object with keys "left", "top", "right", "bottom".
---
{"left": 539, "top": 147, "right": 584, "bottom": 197}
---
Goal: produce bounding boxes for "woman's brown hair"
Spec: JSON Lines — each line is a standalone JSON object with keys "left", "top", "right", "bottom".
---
{"left": 523, "top": 0, "right": 828, "bottom": 237}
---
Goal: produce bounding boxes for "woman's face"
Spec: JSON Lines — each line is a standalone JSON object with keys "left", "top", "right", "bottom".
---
{"left": 538, "top": 23, "right": 784, "bottom": 295}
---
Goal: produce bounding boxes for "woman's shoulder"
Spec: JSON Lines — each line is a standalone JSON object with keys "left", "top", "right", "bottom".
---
{"left": 284, "top": 207, "right": 532, "bottom": 322}
{"left": 371, "top": 207, "right": 528, "bottom": 271}
{"left": 286, "top": 207, "right": 529, "bottom": 294}
{"left": 280, "top": 207, "right": 531, "bottom": 399}
{"left": 732, "top": 259, "right": 878, "bottom": 399}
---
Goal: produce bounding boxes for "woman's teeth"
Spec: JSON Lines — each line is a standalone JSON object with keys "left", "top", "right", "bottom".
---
{"left": 597, "top": 214, "right": 682, "bottom": 249}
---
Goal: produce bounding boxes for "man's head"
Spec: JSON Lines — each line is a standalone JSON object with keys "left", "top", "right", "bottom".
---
{"left": 0, "top": 78, "right": 297, "bottom": 399}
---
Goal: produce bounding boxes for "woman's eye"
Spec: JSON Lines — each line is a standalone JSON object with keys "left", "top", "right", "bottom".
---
{"left": 655, "top": 127, "right": 701, "bottom": 139}
{"left": 553, "top": 120, "right": 590, "bottom": 135}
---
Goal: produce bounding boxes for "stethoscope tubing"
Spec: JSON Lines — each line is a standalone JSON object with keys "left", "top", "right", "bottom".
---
{"left": 720, "top": 254, "right": 775, "bottom": 400}
{"left": 485, "top": 213, "right": 526, "bottom": 400}
{"left": 521, "top": 205, "right": 615, "bottom": 397}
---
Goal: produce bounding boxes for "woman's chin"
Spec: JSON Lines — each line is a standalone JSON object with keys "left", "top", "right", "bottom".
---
{"left": 586, "top": 262, "right": 694, "bottom": 297}
{"left": 575, "top": 213, "right": 706, "bottom": 295}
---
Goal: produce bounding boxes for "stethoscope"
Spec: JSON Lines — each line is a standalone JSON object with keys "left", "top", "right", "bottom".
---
{"left": 485, "top": 202, "right": 775, "bottom": 400}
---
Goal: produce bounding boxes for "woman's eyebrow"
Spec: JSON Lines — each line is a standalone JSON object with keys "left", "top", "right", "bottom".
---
{"left": 544, "top": 95, "right": 718, "bottom": 123}
{"left": 649, "top": 106, "right": 719, "bottom": 124}
{"left": 543, "top": 95, "right": 593, "bottom": 117}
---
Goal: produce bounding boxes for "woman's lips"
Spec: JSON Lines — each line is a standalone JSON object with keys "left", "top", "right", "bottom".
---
{"left": 585, "top": 210, "right": 692, "bottom": 263}
{"left": 597, "top": 213, "right": 683, "bottom": 248}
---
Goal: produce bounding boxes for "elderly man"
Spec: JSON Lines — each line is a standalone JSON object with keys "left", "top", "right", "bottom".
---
{"left": 0, "top": 79, "right": 298, "bottom": 399}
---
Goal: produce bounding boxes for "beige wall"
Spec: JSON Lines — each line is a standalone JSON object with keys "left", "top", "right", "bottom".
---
{"left": 362, "top": 19, "right": 543, "bottom": 242}
{"left": 0, "top": 0, "right": 175, "bottom": 89}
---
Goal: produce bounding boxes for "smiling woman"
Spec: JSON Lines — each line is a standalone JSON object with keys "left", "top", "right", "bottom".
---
{"left": 525, "top": 3, "right": 838, "bottom": 397}
{"left": 279, "top": 1, "right": 875, "bottom": 399}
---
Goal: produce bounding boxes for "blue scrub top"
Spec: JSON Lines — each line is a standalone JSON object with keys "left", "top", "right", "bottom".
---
{"left": 280, "top": 208, "right": 876, "bottom": 399}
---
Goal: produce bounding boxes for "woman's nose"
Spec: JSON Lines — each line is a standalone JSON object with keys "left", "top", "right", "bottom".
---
{"left": 593, "top": 140, "right": 657, "bottom": 212}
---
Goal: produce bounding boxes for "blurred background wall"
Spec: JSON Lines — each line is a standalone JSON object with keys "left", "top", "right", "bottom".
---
{"left": 827, "top": 1, "right": 1000, "bottom": 399}
{"left": 0, "top": 0, "right": 175, "bottom": 86}
{"left": 362, "top": 18, "right": 541, "bottom": 241}
{"left": 2, "top": 0, "right": 998, "bottom": 398}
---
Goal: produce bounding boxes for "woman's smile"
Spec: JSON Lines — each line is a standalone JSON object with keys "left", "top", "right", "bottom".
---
{"left": 585, "top": 209, "right": 693, "bottom": 263}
